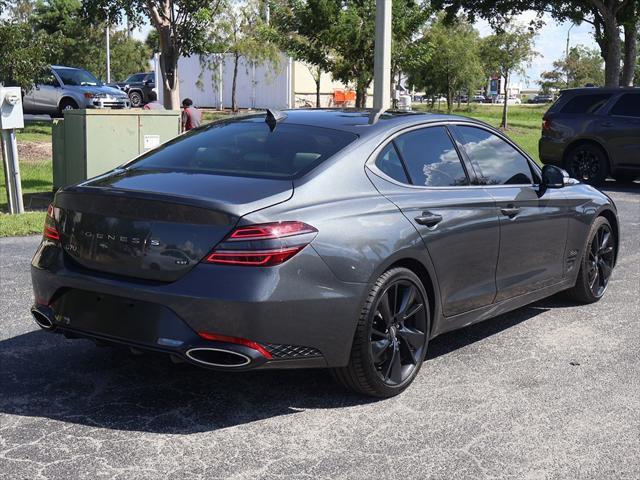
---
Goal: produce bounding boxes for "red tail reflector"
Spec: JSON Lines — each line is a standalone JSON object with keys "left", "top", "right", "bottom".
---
{"left": 43, "top": 203, "right": 60, "bottom": 241}
{"left": 198, "top": 332, "right": 273, "bottom": 359}
{"left": 542, "top": 118, "right": 551, "bottom": 130}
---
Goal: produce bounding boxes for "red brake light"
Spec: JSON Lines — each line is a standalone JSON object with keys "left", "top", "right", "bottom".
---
{"left": 198, "top": 332, "right": 273, "bottom": 359}
{"left": 542, "top": 118, "right": 551, "bottom": 130}
{"left": 203, "top": 221, "right": 317, "bottom": 267}
{"left": 43, "top": 203, "right": 60, "bottom": 241}
{"left": 228, "top": 221, "right": 317, "bottom": 240}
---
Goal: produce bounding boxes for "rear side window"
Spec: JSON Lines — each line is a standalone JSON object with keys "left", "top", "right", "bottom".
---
{"left": 129, "top": 119, "right": 358, "bottom": 179}
{"left": 376, "top": 143, "right": 409, "bottom": 183}
{"left": 560, "top": 94, "right": 611, "bottom": 114}
{"left": 610, "top": 94, "right": 640, "bottom": 117}
{"left": 455, "top": 126, "right": 533, "bottom": 185}
{"left": 393, "top": 127, "right": 468, "bottom": 187}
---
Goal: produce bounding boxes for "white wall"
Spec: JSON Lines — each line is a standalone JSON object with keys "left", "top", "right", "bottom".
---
{"left": 156, "top": 53, "right": 292, "bottom": 109}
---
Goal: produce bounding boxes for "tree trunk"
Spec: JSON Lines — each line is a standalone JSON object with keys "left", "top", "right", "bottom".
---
{"left": 622, "top": 18, "right": 637, "bottom": 86}
{"left": 501, "top": 73, "right": 509, "bottom": 129}
{"left": 355, "top": 81, "right": 367, "bottom": 108}
{"left": 446, "top": 86, "right": 453, "bottom": 114}
{"left": 146, "top": 2, "right": 180, "bottom": 109}
{"left": 601, "top": 12, "right": 621, "bottom": 86}
{"left": 232, "top": 52, "right": 239, "bottom": 112}
{"left": 315, "top": 75, "right": 321, "bottom": 108}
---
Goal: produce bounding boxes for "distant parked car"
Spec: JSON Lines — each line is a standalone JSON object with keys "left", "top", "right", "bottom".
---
{"left": 529, "top": 94, "right": 554, "bottom": 104}
{"left": 22, "top": 65, "right": 130, "bottom": 117}
{"left": 496, "top": 95, "right": 521, "bottom": 105}
{"left": 112, "top": 72, "right": 156, "bottom": 107}
{"left": 472, "top": 94, "right": 486, "bottom": 103}
{"left": 539, "top": 87, "right": 640, "bottom": 185}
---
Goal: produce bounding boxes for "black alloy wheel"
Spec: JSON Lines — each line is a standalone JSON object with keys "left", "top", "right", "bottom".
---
{"left": 566, "top": 144, "right": 608, "bottom": 186}
{"left": 370, "top": 280, "right": 427, "bottom": 386}
{"left": 332, "top": 267, "right": 430, "bottom": 397}
{"left": 566, "top": 216, "right": 616, "bottom": 304}
{"left": 587, "top": 223, "right": 615, "bottom": 298}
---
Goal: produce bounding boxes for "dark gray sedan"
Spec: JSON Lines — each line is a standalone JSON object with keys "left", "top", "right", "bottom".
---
{"left": 31, "top": 109, "right": 619, "bottom": 397}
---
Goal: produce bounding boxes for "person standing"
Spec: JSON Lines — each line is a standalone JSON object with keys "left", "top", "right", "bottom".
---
{"left": 181, "top": 98, "right": 202, "bottom": 131}
{"left": 142, "top": 91, "right": 164, "bottom": 110}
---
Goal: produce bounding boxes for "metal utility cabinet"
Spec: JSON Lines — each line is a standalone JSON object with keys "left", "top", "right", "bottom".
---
{"left": 52, "top": 109, "right": 181, "bottom": 189}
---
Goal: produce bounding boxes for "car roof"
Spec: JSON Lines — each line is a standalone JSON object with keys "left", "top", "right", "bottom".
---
{"left": 559, "top": 87, "right": 640, "bottom": 95}
{"left": 243, "top": 108, "right": 485, "bottom": 138}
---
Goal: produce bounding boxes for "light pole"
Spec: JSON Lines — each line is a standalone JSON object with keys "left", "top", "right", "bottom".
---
{"left": 565, "top": 23, "right": 575, "bottom": 87}
{"left": 105, "top": 9, "right": 111, "bottom": 83}
{"left": 373, "top": 0, "right": 392, "bottom": 111}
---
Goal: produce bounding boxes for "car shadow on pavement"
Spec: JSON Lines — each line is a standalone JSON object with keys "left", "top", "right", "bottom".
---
{"left": 0, "top": 299, "right": 565, "bottom": 434}
{"left": 600, "top": 179, "right": 639, "bottom": 194}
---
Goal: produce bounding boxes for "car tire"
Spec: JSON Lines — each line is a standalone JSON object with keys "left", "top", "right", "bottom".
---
{"left": 57, "top": 98, "right": 78, "bottom": 118}
{"left": 129, "top": 91, "right": 143, "bottom": 108}
{"left": 332, "top": 267, "right": 430, "bottom": 398}
{"left": 564, "top": 143, "right": 608, "bottom": 186}
{"left": 565, "top": 216, "right": 616, "bottom": 304}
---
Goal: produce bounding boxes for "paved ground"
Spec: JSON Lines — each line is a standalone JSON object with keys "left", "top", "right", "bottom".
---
{"left": 1, "top": 185, "right": 638, "bottom": 480}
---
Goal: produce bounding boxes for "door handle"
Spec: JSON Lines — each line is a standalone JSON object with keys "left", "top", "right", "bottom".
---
{"left": 500, "top": 206, "right": 521, "bottom": 217}
{"left": 414, "top": 212, "right": 443, "bottom": 227}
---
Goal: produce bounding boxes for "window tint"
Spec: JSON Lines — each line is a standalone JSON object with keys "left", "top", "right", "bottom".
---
{"left": 393, "top": 127, "right": 468, "bottom": 187}
{"left": 455, "top": 126, "right": 533, "bottom": 185}
{"left": 54, "top": 68, "right": 101, "bottom": 87}
{"left": 561, "top": 94, "right": 611, "bottom": 114}
{"left": 129, "top": 119, "right": 358, "bottom": 179}
{"left": 375, "top": 143, "right": 409, "bottom": 183}
{"left": 610, "top": 94, "right": 640, "bottom": 117}
{"left": 126, "top": 73, "right": 146, "bottom": 83}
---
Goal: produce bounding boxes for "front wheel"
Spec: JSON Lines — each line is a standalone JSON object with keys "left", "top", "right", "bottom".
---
{"left": 57, "top": 98, "right": 78, "bottom": 117}
{"left": 332, "top": 267, "right": 430, "bottom": 397}
{"left": 565, "top": 216, "right": 616, "bottom": 303}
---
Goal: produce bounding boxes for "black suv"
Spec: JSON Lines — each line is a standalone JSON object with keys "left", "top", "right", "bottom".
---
{"left": 113, "top": 72, "right": 156, "bottom": 107}
{"left": 539, "top": 87, "right": 640, "bottom": 185}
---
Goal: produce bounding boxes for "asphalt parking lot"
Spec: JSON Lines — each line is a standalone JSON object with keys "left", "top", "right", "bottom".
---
{"left": 1, "top": 185, "right": 638, "bottom": 479}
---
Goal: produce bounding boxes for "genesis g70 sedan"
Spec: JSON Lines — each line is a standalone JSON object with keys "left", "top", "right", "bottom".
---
{"left": 31, "top": 109, "right": 619, "bottom": 397}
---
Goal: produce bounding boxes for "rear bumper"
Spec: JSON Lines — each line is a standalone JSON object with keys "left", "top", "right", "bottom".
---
{"left": 31, "top": 241, "right": 367, "bottom": 369}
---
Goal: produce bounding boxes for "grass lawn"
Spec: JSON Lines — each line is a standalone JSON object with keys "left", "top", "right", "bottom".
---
{"left": 412, "top": 103, "right": 547, "bottom": 163}
{"left": 16, "top": 121, "right": 53, "bottom": 143}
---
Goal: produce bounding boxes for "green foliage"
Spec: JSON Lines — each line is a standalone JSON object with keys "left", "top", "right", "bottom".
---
{"left": 539, "top": 45, "right": 604, "bottom": 92}
{"left": 0, "top": 20, "right": 55, "bottom": 89}
{"left": 29, "top": 0, "right": 150, "bottom": 81}
{"left": 406, "top": 15, "right": 483, "bottom": 113}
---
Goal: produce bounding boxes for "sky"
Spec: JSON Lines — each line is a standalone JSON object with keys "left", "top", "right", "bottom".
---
{"left": 132, "top": 11, "right": 600, "bottom": 87}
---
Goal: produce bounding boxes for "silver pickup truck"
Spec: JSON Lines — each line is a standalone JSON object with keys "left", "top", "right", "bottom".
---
{"left": 23, "top": 65, "right": 131, "bottom": 117}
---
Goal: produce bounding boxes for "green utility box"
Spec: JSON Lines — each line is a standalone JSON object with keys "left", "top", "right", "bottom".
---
{"left": 52, "top": 109, "right": 181, "bottom": 189}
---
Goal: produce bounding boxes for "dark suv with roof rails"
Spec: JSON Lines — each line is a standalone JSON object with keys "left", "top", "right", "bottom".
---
{"left": 539, "top": 87, "right": 640, "bottom": 186}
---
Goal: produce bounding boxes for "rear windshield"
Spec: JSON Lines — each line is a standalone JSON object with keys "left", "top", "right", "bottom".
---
{"left": 560, "top": 93, "right": 611, "bottom": 114}
{"left": 128, "top": 118, "right": 358, "bottom": 179}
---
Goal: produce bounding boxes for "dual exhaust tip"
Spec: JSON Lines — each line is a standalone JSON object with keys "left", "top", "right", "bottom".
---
{"left": 30, "top": 305, "right": 261, "bottom": 369}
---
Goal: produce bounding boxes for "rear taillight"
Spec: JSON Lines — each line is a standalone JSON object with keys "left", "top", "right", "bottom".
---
{"left": 43, "top": 204, "right": 60, "bottom": 241}
{"left": 542, "top": 118, "right": 551, "bottom": 130}
{"left": 203, "top": 221, "right": 318, "bottom": 267}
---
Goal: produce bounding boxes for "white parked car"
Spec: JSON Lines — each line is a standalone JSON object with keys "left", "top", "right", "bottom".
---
{"left": 496, "top": 95, "right": 522, "bottom": 105}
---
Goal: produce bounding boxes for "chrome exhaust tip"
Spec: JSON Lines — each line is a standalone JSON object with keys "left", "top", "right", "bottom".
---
{"left": 31, "top": 306, "right": 55, "bottom": 331}
{"left": 185, "top": 347, "right": 251, "bottom": 368}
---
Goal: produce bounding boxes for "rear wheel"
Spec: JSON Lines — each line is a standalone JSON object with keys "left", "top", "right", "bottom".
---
{"left": 565, "top": 216, "right": 616, "bottom": 303}
{"left": 332, "top": 267, "right": 429, "bottom": 397}
{"left": 564, "top": 143, "right": 609, "bottom": 186}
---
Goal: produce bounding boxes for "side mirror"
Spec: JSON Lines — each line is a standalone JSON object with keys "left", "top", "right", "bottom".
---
{"left": 541, "top": 164, "right": 570, "bottom": 188}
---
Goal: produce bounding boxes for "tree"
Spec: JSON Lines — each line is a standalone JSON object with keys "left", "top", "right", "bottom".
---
{"left": 0, "top": 20, "right": 55, "bottom": 89}
{"left": 481, "top": 24, "right": 536, "bottom": 128}
{"left": 539, "top": 45, "right": 604, "bottom": 92}
{"left": 212, "top": 0, "right": 280, "bottom": 111}
{"left": 84, "top": 0, "right": 224, "bottom": 108}
{"left": 30, "top": 0, "right": 150, "bottom": 81}
{"left": 431, "top": 0, "right": 638, "bottom": 87}
{"left": 268, "top": 0, "right": 340, "bottom": 108}
{"left": 406, "top": 15, "right": 483, "bottom": 113}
